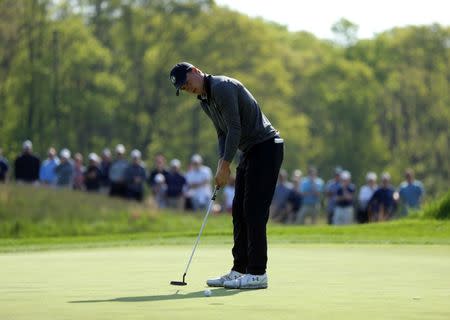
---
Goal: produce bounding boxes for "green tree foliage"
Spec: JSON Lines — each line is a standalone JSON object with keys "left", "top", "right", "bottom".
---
{"left": 0, "top": 0, "right": 448, "bottom": 196}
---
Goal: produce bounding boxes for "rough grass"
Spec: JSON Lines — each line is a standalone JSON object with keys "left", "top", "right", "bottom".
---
{"left": 420, "top": 190, "right": 450, "bottom": 220}
{"left": 0, "top": 184, "right": 449, "bottom": 253}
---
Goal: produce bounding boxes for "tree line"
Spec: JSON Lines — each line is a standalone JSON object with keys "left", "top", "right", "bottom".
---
{"left": 0, "top": 0, "right": 448, "bottom": 196}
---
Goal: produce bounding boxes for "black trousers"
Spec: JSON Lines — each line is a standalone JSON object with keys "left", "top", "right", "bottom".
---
{"left": 231, "top": 137, "right": 284, "bottom": 275}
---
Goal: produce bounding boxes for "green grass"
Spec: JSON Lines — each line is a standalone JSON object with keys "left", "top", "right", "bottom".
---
{"left": 1, "top": 185, "right": 450, "bottom": 319}
{"left": 1, "top": 184, "right": 450, "bottom": 252}
{"left": 420, "top": 190, "right": 450, "bottom": 220}
{"left": 1, "top": 245, "right": 449, "bottom": 320}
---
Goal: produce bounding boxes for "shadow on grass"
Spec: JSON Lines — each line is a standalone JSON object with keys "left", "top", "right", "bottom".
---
{"left": 70, "top": 288, "right": 242, "bottom": 303}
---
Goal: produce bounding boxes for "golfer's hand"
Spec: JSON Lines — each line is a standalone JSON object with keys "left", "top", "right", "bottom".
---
{"left": 215, "top": 159, "right": 231, "bottom": 187}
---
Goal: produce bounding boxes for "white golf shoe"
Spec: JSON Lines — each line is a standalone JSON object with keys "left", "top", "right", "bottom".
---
{"left": 206, "top": 270, "right": 244, "bottom": 287}
{"left": 223, "top": 273, "right": 268, "bottom": 289}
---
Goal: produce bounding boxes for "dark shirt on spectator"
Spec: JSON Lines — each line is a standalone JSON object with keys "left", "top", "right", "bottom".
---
{"left": 14, "top": 154, "right": 40, "bottom": 183}
{"left": 148, "top": 169, "right": 170, "bottom": 187}
{"left": 369, "top": 187, "right": 396, "bottom": 212}
{"left": 0, "top": 157, "right": 8, "bottom": 182}
{"left": 100, "top": 161, "right": 111, "bottom": 187}
{"left": 84, "top": 165, "right": 102, "bottom": 191}
{"left": 336, "top": 184, "right": 356, "bottom": 207}
{"left": 166, "top": 171, "right": 187, "bottom": 198}
{"left": 125, "top": 164, "right": 147, "bottom": 193}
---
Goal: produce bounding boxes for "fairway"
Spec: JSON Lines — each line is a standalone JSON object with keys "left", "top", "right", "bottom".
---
{"left": 1, "top": 244, "right": 449, "bottom": 320}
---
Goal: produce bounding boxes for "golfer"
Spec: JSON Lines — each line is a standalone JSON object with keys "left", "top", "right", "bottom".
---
{"left": 169, "top": 62, "right": 283, "bottom": 289}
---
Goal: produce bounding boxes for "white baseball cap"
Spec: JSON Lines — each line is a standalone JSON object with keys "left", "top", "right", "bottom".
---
{"left": 60, "top": 148, "right": 71, "bottom": 159}
{"left": 22, "top": 140, "right": 32, "bottom": 150}
{"left": 115, "top": 144, "right": 125, "bottom": 154}
{"left": 191, "top": 154, "right": 202, "bottom": 164}
{"left": 340, "top": 170, "right": 351, "bottom": 180}
{"left": 170, "top": 159, "right": 181, "bottom": 168}
{"left": 381, "top": 172, "right": 391, "bottom": 180}
{"left": 131, "top": 149, "right": 141, "bottom": 159}
{"left": 366, "top": 172, "right": 377, "bottom": 181}
{"left": 88, "top": 152, "right": 99, "bottom": 162}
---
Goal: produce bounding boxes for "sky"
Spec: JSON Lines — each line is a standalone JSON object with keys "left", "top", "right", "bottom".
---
{"left": 215, "top": 0, "right": 449, "bottom": 39}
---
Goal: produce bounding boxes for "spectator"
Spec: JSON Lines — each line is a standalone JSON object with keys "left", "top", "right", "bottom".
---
{"left": 357, "top": 172, "right": 378, "bottom": 223}
{"left": 296, "top": 167, "right": 324, "bottom": 224}
{"left": 165, "top": 159, "right": 187, "bottom": 210}
{"left": 184, "top": 154, "right": 212, "bottom": 211}
{"left": 222, "top": 175, "right": 236, "bottom": 213}
{"left": 55, "top": 148, "right": 73, "bottom": 188}
{"left": 398, "top": 169, "right": 424, "bottom": 216}
{"left": 368, "top": 172, "right": 397, "bottom": 222}
{"left": 0, "top": 148, "right": 9, "bottom": 183}
{"left": 14, "top": 140, "right": 40, "bottom": 184}
{"left": 153, "top": 173, "right": 168, "bottom": 208}
{"left": 124, "top": 149, "right": 147, "bottom": 202}
{"left": 39, "top": 147, "right": 60, "bottom": 186}
{"left": 333, "top": 171, "right": 356, "bottom": 225}
{"left": 286, "top": 169, "right": 303, "bottom": 223}
{"left": 72, "top": 153, "right": 85, "bottom": 190}
{"left": 100, "top": 148, "right": 112, "bottom": 193}
{"left": 109, "top": 144, "right": 129, "bottom": 198}
{"left": 270, "top": 169, "right": 293, "bottom": 223}
{"left": 325, "top": 167, "right": 342, "bottom": 225}
{"left": 84, "top": 153, "right": 102, "bottom": 192}
{"left": 148, "top": 153, "right": 170, "bottom": 195}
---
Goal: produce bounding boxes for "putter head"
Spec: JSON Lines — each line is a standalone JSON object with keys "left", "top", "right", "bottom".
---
{"left": 170, "top": 281, "right": 187, "bottom": 286}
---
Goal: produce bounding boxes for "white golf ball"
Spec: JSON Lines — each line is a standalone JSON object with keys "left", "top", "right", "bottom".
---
{"left": 204, "top": 289, "right": 212, "bottom": 297}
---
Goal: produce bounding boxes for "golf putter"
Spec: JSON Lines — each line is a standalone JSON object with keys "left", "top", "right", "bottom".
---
{"left": 171, "top": 186, "right": 219, "bottom": 286}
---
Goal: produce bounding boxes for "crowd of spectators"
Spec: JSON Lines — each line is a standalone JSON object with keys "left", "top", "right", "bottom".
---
{"left": 0, "top": 140, "right": 218, "bottom": 211}
{"left": 0, "top": 140, "right": 424, "bottom": 223}
{"left": 270, "top": 166, "right": 425, "bottom": 225}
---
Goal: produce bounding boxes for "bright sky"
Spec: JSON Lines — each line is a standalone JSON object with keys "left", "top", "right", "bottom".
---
{"left": 215, "top": 0, "right": 449, "bottom": 39}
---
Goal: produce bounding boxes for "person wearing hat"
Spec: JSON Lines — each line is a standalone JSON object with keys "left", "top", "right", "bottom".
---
{"left": 124, "top": 149, "right": 147, "bottom": 202}
{"left": 165, "top": 159, "right": 187, "bottom": 210}
{"left": 184, "top": 153, "right": 213, "bottom": 211}
{"left": 84, "top": 153, "right": 102, "bottom": 192}
{"left": 14, "top": 140, "right": 41, "bottom": 184}
{"left": 55, "top": 148, "right": 74, "bottom": 188}
{"left": 109, "top": 144, "right": 129, "bottom": 198}
{"left": 357, "top": 172, "right": 378, "bottom": 223}
{"left": 169, "top": 62, "right": 284, "bottom": 289}
{"left": 99, "top": 148, "right": 112, "bottom": 193}
{"left": 368, "top": 172, "right": 397, "bottom": 221}
{"left": 333, "top": 170, "right": 356, "bottom": 225}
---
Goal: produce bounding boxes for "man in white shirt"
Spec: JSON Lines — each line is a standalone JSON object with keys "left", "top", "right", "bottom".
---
{"left": 184, "top": 154, "right": 212, "bottom": 211}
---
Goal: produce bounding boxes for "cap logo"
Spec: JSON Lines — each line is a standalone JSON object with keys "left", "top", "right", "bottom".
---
{"left": 171, "top": 75, "right": 176, "bottom": 84}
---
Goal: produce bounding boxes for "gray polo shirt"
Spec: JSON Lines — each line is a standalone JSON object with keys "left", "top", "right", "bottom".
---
{"left": 198, "top": 75, "right": 278, "bottom": 162}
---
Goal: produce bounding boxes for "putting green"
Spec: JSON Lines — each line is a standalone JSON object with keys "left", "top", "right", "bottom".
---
{"left": 1, "top": 244, "right": 449, "bottom": 320}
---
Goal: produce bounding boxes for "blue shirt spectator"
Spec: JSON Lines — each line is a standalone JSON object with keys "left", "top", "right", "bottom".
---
{"left": 39, "top": 148, "right": 60, "bottom": 185}
{"left": 300, "top": 170, "right": 324, "bottom": 206}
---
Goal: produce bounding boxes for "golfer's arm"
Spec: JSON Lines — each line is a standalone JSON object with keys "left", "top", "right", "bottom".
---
{"left": 216, "top": 84, "right": 241, "bottom": 162}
